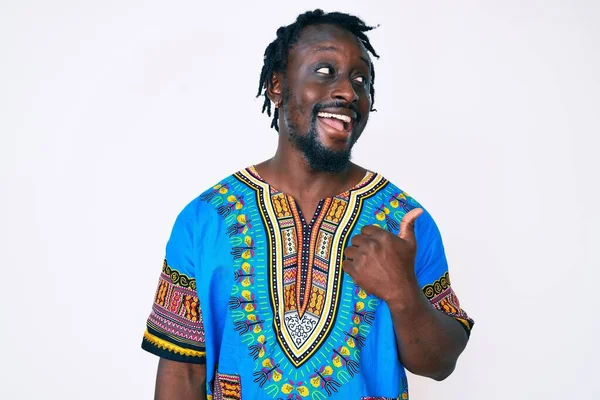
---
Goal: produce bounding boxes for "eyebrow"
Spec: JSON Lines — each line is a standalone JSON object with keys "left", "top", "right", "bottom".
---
{"left": 311, "top": 45, "right": 371, "bottom": 69}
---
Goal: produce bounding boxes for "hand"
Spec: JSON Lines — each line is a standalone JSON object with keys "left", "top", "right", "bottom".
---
{"left": 343, "top": 208, "right": 424, "bottom": 304}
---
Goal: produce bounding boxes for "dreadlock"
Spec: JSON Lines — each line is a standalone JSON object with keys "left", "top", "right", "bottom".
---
{"left": 257, "top": 9, "right": 380, "bottom": 131}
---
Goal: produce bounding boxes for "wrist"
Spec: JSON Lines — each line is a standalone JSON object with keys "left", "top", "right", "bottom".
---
{"left": 385, "top": 276, "right": 426, "bottom": 313}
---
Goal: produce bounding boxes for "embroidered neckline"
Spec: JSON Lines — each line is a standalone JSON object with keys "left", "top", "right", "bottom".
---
{"left": 247, "top": 165, "right": 375, "bottom": 201}
{"left": 232, "top": 167, "right": 387, "bottom": 367}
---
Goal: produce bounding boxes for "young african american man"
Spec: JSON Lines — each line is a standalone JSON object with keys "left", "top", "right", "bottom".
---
{"left": 142, "top": 9, "right": 474, "bottom": 400}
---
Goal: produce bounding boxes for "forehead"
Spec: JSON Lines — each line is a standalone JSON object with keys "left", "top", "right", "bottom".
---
{"left": 289, "top": 24, "right": 370, "bottom": 64}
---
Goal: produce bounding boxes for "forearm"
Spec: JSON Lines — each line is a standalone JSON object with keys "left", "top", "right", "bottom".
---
{"left": 155, "top": 358, "right": 206, "bottom": 400}
{"left": 387, "top": 282, "right": 468, "bottom": 381}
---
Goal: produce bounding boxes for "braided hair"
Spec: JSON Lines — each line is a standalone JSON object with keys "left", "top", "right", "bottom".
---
{"left": 257, "top": 9, "right": 380, "bottom": 131}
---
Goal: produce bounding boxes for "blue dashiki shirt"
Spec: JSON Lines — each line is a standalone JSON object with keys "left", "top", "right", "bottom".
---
{"left": 142, "top": 166, "right": 474, "bottom": 400}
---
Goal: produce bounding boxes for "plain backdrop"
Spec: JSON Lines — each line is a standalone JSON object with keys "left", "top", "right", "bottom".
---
{"left": 1, "top": 1, "right": 599, "bottom": 399}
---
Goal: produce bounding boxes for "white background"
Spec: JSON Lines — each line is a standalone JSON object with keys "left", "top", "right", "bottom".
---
{"left": 1, "top": 1, "right": 599, "bottom": 399}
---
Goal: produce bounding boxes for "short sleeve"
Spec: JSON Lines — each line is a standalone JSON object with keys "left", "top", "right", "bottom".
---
{"left": 414, "top": 210, "right": 474, "bottom": 336}
{"left": 141, "top": 204, "right": 206, "bottom": 364}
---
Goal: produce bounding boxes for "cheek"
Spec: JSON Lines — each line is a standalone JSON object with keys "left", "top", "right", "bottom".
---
{"left": 298, "top": 84, "right": 322, "bottom": 111}
{"left": 353, "top": 110, "right": 369, "bottom": 142}
{"left": 359, "top": 91, "right": 372, "bottom": 111}
{"left": 358, "top": 106, "right": 370, "bottom": 127}
{"left": 358, "top": 95, "right": 371, "bottom": 123}
{"left": 287, "top": 87, "right": 319, "bottom": 126}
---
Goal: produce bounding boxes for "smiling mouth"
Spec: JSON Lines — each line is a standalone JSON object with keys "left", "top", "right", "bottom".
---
{"left": 317, "top": 112, "right": 353, "bottom": 133}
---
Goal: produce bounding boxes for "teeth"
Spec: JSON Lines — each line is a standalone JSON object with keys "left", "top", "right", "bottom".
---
{"left": 318, "top": 112, "right": 351, "bottom": 123}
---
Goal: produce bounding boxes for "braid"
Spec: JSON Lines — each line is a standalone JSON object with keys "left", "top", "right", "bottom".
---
{"left": 257, "top": 9, "right": 380, "bottom": 131}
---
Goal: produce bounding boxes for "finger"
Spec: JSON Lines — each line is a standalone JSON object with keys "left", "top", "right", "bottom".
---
{"left": 399, "top": 208, "right": 424, "bottom": 244}
{"left": 349, "top": 252, "right": 367, "bottom": 268}
{"left": 342, "top": 258, "right": 355, "bottom": 274}
{"left": 360, "top": 224, "right": 384, "bottom": 236}
{"left": 344, "top": 245, "right": 357, "bottom": 260}
{"left": 350, "top": 234, "right": 370, "bottom": 247}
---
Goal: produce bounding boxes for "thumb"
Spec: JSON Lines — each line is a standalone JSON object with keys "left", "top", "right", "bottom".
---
{"left": 399, "top": 208, "right": 424, "bottom": 243}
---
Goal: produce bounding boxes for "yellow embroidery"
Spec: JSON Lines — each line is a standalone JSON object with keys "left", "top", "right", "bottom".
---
{"left": 454, "top": 317, "right": 471, "bottom": 329}
{"left": 143, "top": 329, "right": 205, "bottom": 358}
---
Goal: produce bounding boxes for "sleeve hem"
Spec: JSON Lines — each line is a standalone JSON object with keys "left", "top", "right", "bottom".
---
{"left": 142, "top": 329, "right": 206, "bottom": 364}
{"left": 453, "top": 317, "right": 474, "bottom": 338}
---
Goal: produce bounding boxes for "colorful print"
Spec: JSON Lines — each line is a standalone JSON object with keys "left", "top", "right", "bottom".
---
{"left": 199, "top": 167, "right": 386, "bottom": 398}
{"left": 423, "top": 272, "right": 474, "bottom": 332}
{"left": 213, "top": 372, "right": 242, "bottom": 400}
{"left": 142, "top": 260, "right": 205, "bottom": 363}
{"left": 142, "top": 165, "right": 474, "bottom": 399}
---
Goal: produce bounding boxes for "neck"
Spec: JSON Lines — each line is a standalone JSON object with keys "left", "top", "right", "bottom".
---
{"left": 254, "top": 133, "right": 365, "bottom": 201}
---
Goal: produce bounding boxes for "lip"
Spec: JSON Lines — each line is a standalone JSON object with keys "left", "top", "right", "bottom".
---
{"left": 316, "top": 116, "right": 353, "bottom": 140}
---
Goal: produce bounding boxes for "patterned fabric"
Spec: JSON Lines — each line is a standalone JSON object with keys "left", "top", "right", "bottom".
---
{"left": 362, "top": 397, "right": 408, "bottom": 400}
{"left": 142, "top": 260, "right": 206, "bottom": 363}
{"left": 423, "top": 272, "right": 474, "bottom": 334}
{"left": 362, "top": 377, "right": 409, "bottom": 399}
{"left": 213, "top": 373, "right": 242, "bottom": 400}
{"left": 142, "top": 166, "right": 474, "bottom": 399}
{"left": 362, "top": 396, "right": 407, "bottom": 400}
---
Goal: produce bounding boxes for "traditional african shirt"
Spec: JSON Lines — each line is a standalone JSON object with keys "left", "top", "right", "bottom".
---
{"left": 142, "top": 166, "right": 474, "bottom": 400}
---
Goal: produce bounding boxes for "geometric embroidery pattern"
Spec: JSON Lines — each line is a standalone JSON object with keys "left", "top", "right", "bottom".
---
{"left": 245, "top": 167, "right": 382, "bottom": 368}
{"left": 203, "top": 168, "right": 388, "bottom": 398}
{"left": 212, "top": 372, "right": 242, "bottom": 400}
{"left": 423, "top": 271, "right": 474, "bottom": 332}
{"left": 144, "top": 260, "right": 205, "bottom": 360}
{"left": 146, "top": 167, "right": 473, "bottom": 399}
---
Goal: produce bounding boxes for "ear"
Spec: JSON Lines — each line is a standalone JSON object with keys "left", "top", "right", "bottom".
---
{"left": 266, "top": 72, "right": 283, "bottom": 107}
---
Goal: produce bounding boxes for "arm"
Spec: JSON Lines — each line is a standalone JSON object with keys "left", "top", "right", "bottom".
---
{"left": 344, "top": 208, "right": 473, "bottom": 381}
{"left": 155, "top": 359, "right": 206, "bottom": 400}
{"left": 387, "top": 277, "right": 468, "bottom": 380}
{"left": 142, "top": 204, "right": 209, "bottom": 396}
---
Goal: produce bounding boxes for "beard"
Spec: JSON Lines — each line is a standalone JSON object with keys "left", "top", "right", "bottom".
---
{"left": 290, "top": 119, "right": 353, "bottom": 173}
{"left": 282, "top": 88, "right": 359, "bottom": 173}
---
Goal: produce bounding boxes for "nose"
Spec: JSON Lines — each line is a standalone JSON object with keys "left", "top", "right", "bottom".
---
{"left": 331, "top": 78, "right": 358, "bottom": 104}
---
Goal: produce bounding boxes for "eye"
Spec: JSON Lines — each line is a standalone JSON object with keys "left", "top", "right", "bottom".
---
{"left": 316, "top": 66, "right": 333, "bottom": 75}
{"left": 353, "top": 76, "right": 368, "bottom": 85}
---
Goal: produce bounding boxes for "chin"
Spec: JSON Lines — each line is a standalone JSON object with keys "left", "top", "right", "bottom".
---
{"left": 304, "top": 147, "right": 352, "bottom": 173}
{"left": 290, "top": 120, "right": 356, "bottom": 173}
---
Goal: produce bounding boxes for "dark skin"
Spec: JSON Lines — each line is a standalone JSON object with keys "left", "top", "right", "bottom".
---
{"left": 344, "top": 209, "right": 469, "bottom": 380}
{"left": 155, "top": 24, "right": 467, "bottom": 398}
{"left": 257, "top": 24, "right": 372, "bottom": 219}
{"left": 155, "top": 359, "right": 206, "bottom": 400}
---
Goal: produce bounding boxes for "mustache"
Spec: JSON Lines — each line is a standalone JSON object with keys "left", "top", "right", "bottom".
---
{"left": 313, "top": 101, "right": 361, "bottom": 123}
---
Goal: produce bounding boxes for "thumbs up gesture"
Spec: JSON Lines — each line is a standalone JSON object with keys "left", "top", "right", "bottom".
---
{"left": 343, "top": 208, "right": 424, "bottom": 304}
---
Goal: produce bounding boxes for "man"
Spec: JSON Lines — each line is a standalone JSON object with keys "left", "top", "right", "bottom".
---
{"left": 142, "top": 9, "right": 473, "bottom": 400}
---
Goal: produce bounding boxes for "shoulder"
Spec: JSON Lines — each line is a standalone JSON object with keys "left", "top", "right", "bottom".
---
{"left": 375, "top": 174, "right": 423, "bottom": 209}
{"left": 174, "top": 170, "right": 243, "bottom": 224}
{"left": 371, "top": 173, "right": 439, "bottom": 236}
